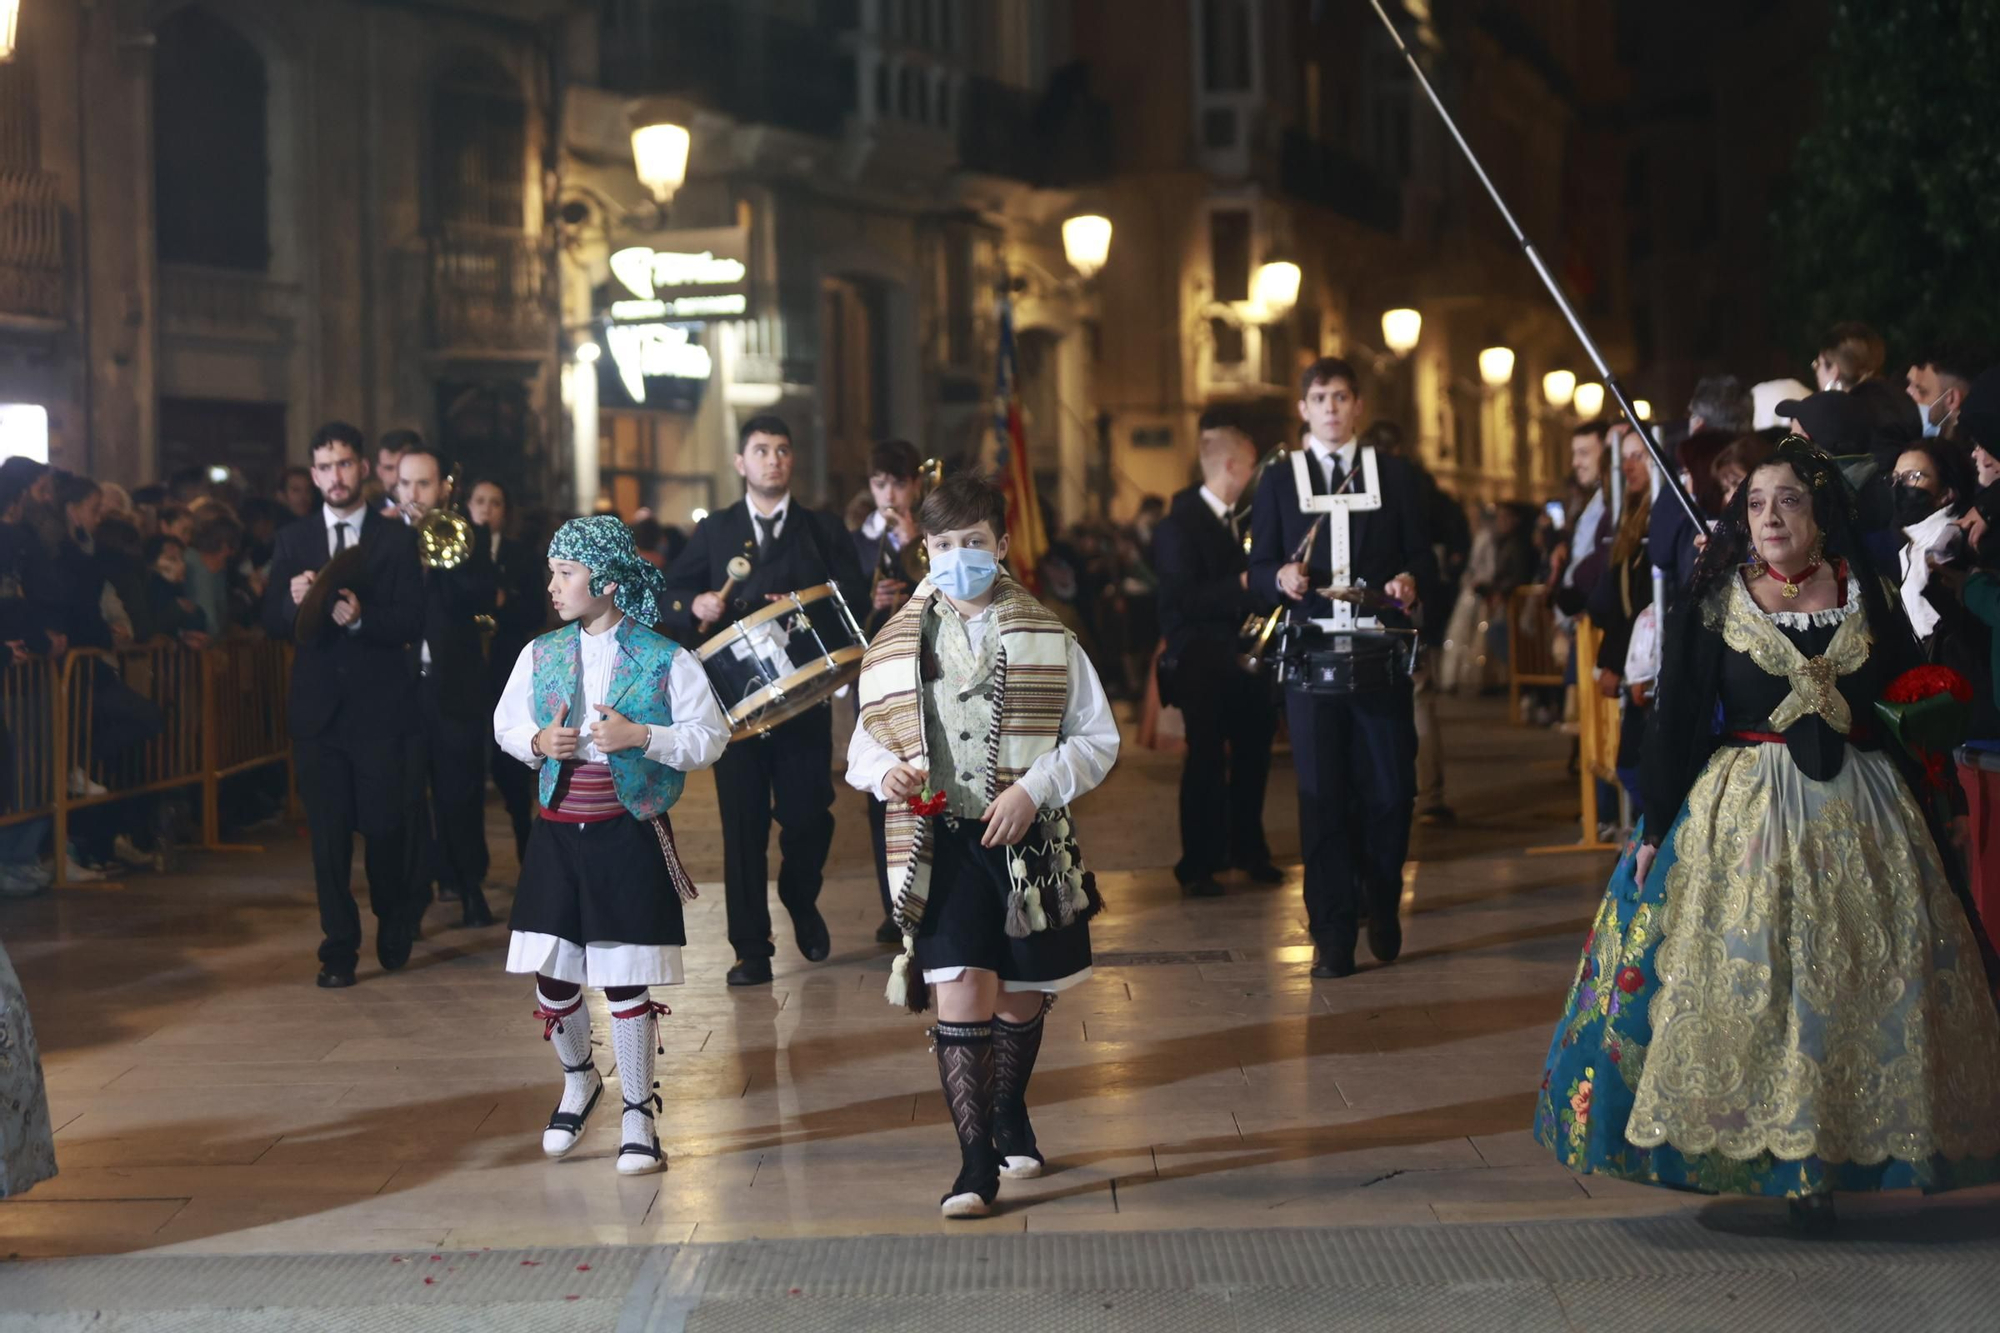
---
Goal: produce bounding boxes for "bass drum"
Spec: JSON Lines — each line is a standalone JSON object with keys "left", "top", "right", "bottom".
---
{"left": 697, "top": 583, "right": 867, "bottom": 740}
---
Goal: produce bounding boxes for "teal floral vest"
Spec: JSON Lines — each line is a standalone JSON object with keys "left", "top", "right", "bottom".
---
{"left": 529, "top": 617, "right": 687, "bottom": 820}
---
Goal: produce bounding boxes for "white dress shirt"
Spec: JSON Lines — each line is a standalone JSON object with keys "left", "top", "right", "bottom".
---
{"left": 1198, "top": 484, "right": 1232, "bottom": 522}
{"left": 1304, "top": 438, "right": 1360, "bottom": 494}
{"left": 748, "top": 494, "right": 791, "bottom": 544}
{"left": 323, "top": 503, "right": 365, "bottom": 552}
{"left": 493, "top": 619, "right": 730, "bottom": 772}
{"left": 843, "top": 603, "right": 1120, "bottom": 810}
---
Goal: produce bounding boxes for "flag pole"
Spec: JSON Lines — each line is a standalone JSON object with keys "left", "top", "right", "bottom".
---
{"left": 1361, "top": 0, "right": 1702, "bottom": 529}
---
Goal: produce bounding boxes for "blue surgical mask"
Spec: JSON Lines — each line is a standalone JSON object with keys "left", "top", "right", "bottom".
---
{"left": 1918, "top": 390, "right": 1954, "bottom": 439}
{"left": 929, "top": 546, "right": 1000, "bottom": 600}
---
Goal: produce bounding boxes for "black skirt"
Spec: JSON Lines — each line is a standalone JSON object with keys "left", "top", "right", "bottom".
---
{"left": 509, "top": 814, "right": 687, "bottom": 948}
{"left": 915, "top": 817, "right": 1092, "bottom": 986}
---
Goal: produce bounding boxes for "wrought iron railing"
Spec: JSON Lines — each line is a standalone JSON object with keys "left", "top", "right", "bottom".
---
{"left": 427, "top": 225, "right": 553, "bottom": 353}
{"left": 0, "top": 170, "right": 65, "bottom": 321}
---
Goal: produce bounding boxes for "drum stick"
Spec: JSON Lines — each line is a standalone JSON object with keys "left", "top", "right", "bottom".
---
{"left": 698, "top": 556, "right": 754, "bottom": 634}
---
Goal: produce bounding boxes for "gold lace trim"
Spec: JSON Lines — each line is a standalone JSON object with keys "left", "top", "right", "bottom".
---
{"left": 1717, "top": 574, "right": 1872, "bottom": 734}
{"left": 1627, "top": 747, "right": 2000, "bottom": 1164}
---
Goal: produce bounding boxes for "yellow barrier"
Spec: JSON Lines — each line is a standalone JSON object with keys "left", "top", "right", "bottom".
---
{"left": 0, "top": 652, "right": 58, "bottom": 835}
{"left": 1569, "top": 616, "right": 1624, "bottom": 851}
{"left": 1505, "top": 586, "right": 1566, "bottom": 724}
{"left": 45, "top": 638, "right": 293, "bottom": 888}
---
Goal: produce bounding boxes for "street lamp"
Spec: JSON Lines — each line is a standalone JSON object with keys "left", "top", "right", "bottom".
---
{"left": 1542, "top": 369, "right": 1576, "bottom": 409}
{"left": 1062, "top": 214, "right": 1112, "bottom": 279}
{"left": 1381, "top": 308, "right": 1422, "bottom": 356}
{"left": 630, "top": 121, "right": 691, "bottom": 206}
{"left": 1478, "top": 346, "right": 1516, "bottom": 387}
{"left": 1634, "top": 399, "right": 1653, "bottom": 421}
{"left": 0, "top": 2, "right": 18, "bottom": 62}
{"left": 1573, "top": 381, "right": 1605, "bottom": 418}
{"left": 1250, "top": 257, "right": 1301, "bottom": 322}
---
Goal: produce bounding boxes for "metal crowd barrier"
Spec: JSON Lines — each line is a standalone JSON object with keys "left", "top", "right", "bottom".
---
{"left": 1504, "top": 586, "right": 1565, "bottom": 724}
{"left": 32, "top": 638, "right": 293, "bottom": 889}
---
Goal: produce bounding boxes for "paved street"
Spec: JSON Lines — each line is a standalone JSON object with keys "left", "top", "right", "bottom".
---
{"left": 2, "top": 694, "right": 1996, "bottom": 1328}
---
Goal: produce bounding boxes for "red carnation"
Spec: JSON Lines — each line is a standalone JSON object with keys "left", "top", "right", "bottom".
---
{"left": 1884, "top": 665, "right": 1974, "bottom": 705}
{"left": 1615, "top": 966, "right": 1645, "bottom": 994}
{"left": 908, "top": 786, "right": 948, "bottom": 818}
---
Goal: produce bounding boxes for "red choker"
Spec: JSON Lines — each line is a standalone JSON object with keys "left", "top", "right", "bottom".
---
{"left": 1764, "top": 558, "right": 1821, "bottom": 599}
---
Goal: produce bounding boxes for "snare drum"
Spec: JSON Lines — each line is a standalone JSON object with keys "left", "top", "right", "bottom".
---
{"left": 1272, "top": 622, "right": 1415, "bottom": 695}
{"left": 698, "top": 583, "right": 867, "bottom": 740}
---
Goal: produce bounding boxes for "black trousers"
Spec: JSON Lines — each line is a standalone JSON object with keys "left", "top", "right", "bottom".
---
{"left": 294, "top": 719, "right": 414, "bottom": 970}
{"left": 416, "top": 678, "right": 490, "bottom": 895}
{"left": 868, "top": 793, "right": 893, "bottom": 919}
{"left": 490, "top": 735, "right": 537, "bottom": 863}
{"left": 712, "top": 703, "right": 835, "bottom": 959}
{"left": 1287, "top": 681, "right": 1417, "bottom": 951}
{"left": 1173, "top": 661, "right": 1277, "bottom": 881}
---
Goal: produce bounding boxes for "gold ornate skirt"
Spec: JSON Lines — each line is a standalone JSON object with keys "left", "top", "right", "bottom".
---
{"left": 1630, "top": 745, "right": 2000, "bottom": 1169}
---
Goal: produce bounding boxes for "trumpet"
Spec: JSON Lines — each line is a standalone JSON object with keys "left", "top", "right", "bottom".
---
{"left": 404, "top": 469, "right": 473, "bottom": 569}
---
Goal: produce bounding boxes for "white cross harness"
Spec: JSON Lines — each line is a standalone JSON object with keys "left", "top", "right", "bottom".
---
{"left": 1290, "top": 446, "right": 1382, "bottom": 631}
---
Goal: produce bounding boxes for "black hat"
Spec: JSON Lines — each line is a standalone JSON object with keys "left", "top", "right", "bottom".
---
{"left": 1958, "top": 366, "right": 2000, "bottom": 453}
{"left": 1772, "top": 390, "right": 1874, "bottom": 455}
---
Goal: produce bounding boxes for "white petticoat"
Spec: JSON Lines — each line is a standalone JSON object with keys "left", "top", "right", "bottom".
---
{"left": 921, "top": 964, "right": 1094, "bottom": 993}
{"left": 505, "top": 932, "right": 684, "bottom": 987}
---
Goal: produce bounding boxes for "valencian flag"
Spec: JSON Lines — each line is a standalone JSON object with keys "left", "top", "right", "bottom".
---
{"left": 993, "top": 289, "right": 1049, "bottom": 592}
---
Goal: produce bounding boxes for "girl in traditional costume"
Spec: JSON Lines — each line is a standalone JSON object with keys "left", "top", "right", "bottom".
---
{"left": 493, "top": 517, "right": 729, "bottom": 1175}
{"left": 847, "top": 476, "right": 1118, "bottom": 1218}
{"left": 1535, "top": 439, "right": 2000, "bottom": 1229}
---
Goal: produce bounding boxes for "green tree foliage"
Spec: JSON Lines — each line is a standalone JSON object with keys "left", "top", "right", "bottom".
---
{"left": 1774, "top": 0, "right": 2000, "bottom": 362}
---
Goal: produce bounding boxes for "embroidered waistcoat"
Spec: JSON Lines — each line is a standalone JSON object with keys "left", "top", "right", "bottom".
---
{"left": 528, "top": 618, "right": 686, "bottom": 819}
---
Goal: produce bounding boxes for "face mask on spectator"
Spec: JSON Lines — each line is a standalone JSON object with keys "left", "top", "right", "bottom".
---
{"left": 1917, "top": 391, "right": 1953, "bottom": 439}
{"left": 1894, "top": 482, "right": 1942, "bottom": 527}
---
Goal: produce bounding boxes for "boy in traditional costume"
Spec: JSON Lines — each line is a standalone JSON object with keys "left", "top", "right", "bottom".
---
{"left": 493, "top": 516, "right": 730, "bottom": 1175}
{"left": 847, "top": 476, "right": 1119, "bottom": 1217}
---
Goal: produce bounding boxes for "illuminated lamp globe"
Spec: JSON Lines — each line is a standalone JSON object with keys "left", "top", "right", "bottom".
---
{"left": 1381, "top": 308, "right": 1422, "bottom": 356}
{"left": 1062, "top": 215, "right": 1112, "bottom": 279}
{"left": 631, "top": 122, "right": 691, "bottom": 205}
{"left": 1478, "top": 346, "right": 1516, "bottom": 387}
{"left": 1634, "top": 399, "right": 1654, "bottom": 421}
{"left": 1250, "top": 259, "right": 1302, "bottom": 321}
{"left": 0, "top": 2, "right": 18, "bottom": 61}
{"left": 1542, "top": 369, "right": 1577, "bottom": 409}
{"left": 1572, "top": 381, "right": 1606, "bottom": 418}
{"left": 575, "top": 340, "right": 602, "bottom": 365}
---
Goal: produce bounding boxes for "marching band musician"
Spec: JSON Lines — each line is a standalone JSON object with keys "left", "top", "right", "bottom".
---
{"left": 1247, "top": 358, "right": 1435, "bottom": 979}
{"left": 1152, "top": 406, "right": 1281, "bottom": 898}
{"left": 853, "top": 438, "right": 926, "bottom": 943}
{"left": 660, "top": 414, "right": 869, "bottom": 987}
{"left": 395, "top": 443, "right": 499, "bottom": 930}
{"left": 263, "top": 422, "right": 427, "bottom": 990}
{"left": 493, "top": 517, "right": 730, "bottom": 1177}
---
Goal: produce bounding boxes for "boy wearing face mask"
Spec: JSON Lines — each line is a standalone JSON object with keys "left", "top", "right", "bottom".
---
{"left": 846, "top": 475, "right": 1119, "bottom": 1219}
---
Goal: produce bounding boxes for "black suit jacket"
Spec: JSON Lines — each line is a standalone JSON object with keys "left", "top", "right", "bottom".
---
{"left": 660, "top": 499, "right": 868, "bottom": 644}
{"left": 1153, "top": 485, "right": 1254, "bottom": 674}
{"left": 263, "top": 507, "right": 425, "bottom": 738}
{"left": 484, "top": 533, "right": 550, "bottom": 698}
{"left": 1247, "top": 446, "right": 1436, "bottom": 619}
{"left": 415, "top": 521, "right": 499, "bottom": 721}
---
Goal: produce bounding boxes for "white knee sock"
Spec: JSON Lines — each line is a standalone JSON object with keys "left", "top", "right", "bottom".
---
{"left": 535, "top": 987, "right": 597, "bottom": 1115}
{"left": 609, "top": 992, "right": 667, "bottom": 1162}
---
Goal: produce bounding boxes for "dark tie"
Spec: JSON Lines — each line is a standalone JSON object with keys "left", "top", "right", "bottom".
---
{"left": 1326, "top": 454, "right": 1347, "bottom": 495}
{"left": 332, "top": 521, "right": 350, "bottom": 553}
{"left": 754, "top": 513, "right": 777, "bottom": 559}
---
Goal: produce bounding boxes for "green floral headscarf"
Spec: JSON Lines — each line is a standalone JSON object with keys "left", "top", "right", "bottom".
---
{"left": 547, "top": 515, "right": 669, "bottom": 624}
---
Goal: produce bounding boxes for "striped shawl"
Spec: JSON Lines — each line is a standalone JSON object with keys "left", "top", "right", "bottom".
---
{"left": 857, "top": 575, "right": 1100, "bottom": 1011}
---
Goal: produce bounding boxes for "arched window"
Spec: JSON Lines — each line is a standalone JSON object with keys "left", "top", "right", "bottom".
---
{"left": 430, "top": 53, "right": 526, "bottom": 232}
{"left": 154, "top": 7, "right": 269, "bottom": 270}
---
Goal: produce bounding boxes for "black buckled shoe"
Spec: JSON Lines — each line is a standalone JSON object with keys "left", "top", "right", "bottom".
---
{"left": 793, "top": 907, "right": 831, "bottom": 962}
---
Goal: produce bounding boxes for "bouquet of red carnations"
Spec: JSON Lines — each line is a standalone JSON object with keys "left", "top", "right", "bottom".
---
{"left": 1876, "top": 664, "right": 1974, "bottom": 792}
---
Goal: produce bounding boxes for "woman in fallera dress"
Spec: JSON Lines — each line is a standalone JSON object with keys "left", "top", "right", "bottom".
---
{"left": 1535, "top": 438, "right": 2000, "bottom": 1230}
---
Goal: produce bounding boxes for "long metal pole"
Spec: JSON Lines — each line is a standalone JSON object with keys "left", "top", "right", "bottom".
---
{"left": 1363, "top": 0, "right": 1702, "bottom": 529}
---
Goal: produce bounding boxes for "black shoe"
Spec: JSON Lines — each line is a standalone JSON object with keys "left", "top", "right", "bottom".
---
{"left": 1787, "top": 1195, "right": 1838, "bottom": 1235}
{"left": 874, "top": 917, "right": 902, "bottom": 945}
{"left": 1185, "top": 876, "right": 1225, "bottom": 898}
{"left": 376, "top": 928, "right": 414, "bottom": 973}
{"left": 316, "top": 967, "right": 356, "bottom": 989}
{"left": 1367, "top": 913, "right": 1403, "bottom": 964}
{"left": 1416, "top": 805, "right": 1456, "bottom": 827}
{"left": 1310, "top": 949, "right": 1356, "bottom": 979}
{"left": 726, "top": 956, "right": 773, "bottom": 987}
{"left": 793, "top": 907, "right": 830, "bottom": 963}
{"left": 1240, "top": 860, "right": 1285, "bottom": 885}
{"left": 459, "top": 885, "right": 496, "bottom": 929}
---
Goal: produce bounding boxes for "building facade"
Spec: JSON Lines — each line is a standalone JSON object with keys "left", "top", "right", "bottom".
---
{"left": 0, "top": 0, "right": 563, "bottom": 498}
